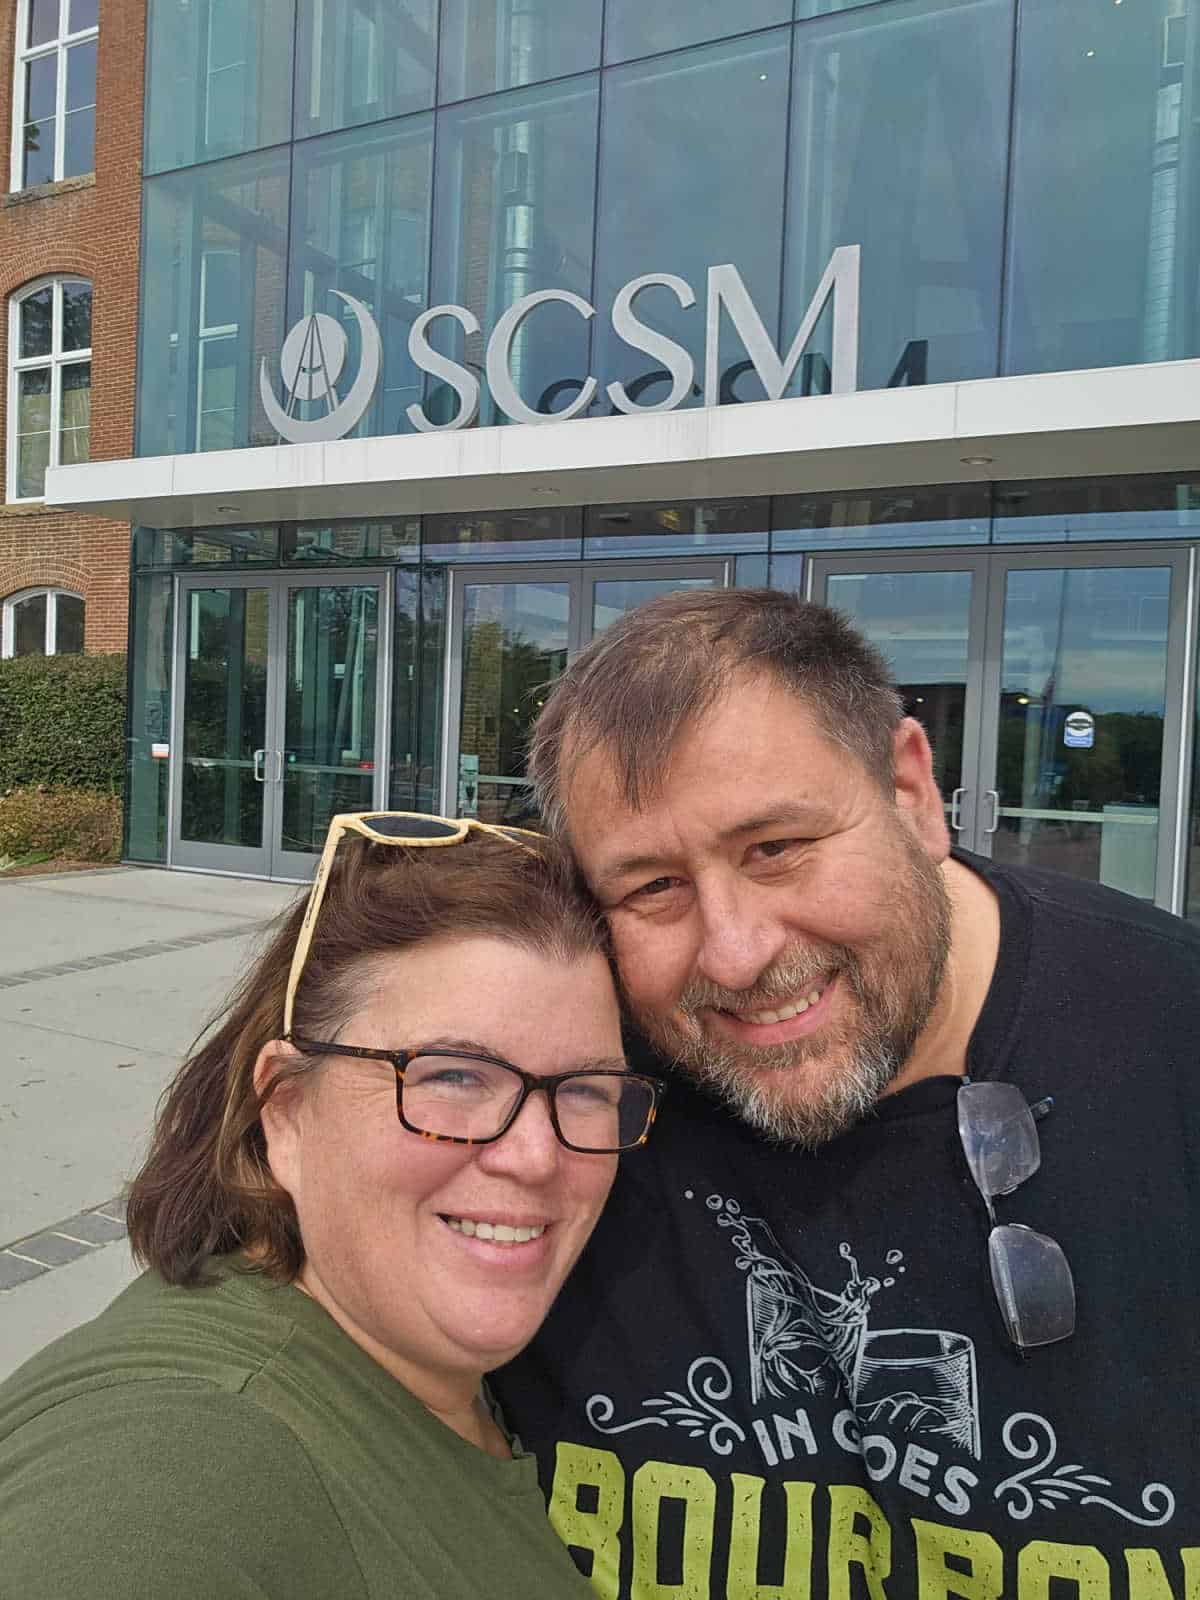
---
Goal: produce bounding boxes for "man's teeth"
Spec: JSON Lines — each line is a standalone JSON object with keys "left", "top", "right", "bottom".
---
{"left": 742, "top": 989, "right": 824, "bottom": 1025}
{"left": 444, "top": 1217, "right": 547, "bottom": 1244}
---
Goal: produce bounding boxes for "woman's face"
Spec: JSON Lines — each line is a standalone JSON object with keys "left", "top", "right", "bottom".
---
{"left": 261, "top": 935, "right": 623, "bottom": 1384}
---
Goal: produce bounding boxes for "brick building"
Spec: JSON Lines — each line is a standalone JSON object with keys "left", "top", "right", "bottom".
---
{"left": 0, "top": 0, "right": 143, "bottom": 658}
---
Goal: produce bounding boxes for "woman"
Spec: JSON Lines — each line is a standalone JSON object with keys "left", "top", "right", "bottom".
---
{"left": 0, "top": 814, "right": 663, "bottom": 1598}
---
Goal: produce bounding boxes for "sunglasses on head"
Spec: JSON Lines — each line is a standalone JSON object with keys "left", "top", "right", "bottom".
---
{"left": 282, "top": 812, "right": 543, "bottom": 1037}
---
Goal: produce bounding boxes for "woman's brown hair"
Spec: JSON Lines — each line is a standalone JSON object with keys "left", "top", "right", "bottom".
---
{"left": 126, "top": 832, "right": 607, "bottom": 1287}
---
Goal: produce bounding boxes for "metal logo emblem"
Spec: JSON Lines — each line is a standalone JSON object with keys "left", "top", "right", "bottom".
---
{"left": 259, "top": 291, "right": 382, "bottom": 443}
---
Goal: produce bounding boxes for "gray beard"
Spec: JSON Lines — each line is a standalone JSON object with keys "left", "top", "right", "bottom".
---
{"left": 630, "top": 850, "right": 953, "bottom": 1149}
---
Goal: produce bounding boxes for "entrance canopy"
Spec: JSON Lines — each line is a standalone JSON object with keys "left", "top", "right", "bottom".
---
{"left": 45, "top": 357, "right": 1200, "bottom": 531}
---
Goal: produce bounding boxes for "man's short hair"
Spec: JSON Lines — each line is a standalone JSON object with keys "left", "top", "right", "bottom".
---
{"left": 529, "top": 587, "right": 905, "bottom": 835}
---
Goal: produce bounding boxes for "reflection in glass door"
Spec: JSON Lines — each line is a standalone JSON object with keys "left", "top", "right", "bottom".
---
{"left": 810, "top": 550, "right": 1188, "bottom": 909}
{"left": 979, "top": 555, "right": 1187, "bottom": 906}
{"left": 175, "top": 583, "right": 273, "bottom": 875}
{"left": 444, "top": 562, "right": 730, "bottom": 822}
{"left": 172, "top": 575, "right": 389, "bottom": 879}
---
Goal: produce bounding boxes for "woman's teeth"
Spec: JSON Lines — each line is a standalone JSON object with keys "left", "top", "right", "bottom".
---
{"left": 444, "top": 1217, "right": 546, "bottom": 1244}
{"left": 741, "top": 988, "right": 824, "bottom": 1026}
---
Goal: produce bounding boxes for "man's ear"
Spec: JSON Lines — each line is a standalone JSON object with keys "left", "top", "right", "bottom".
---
{"left": 253, "top": 1041, "right": 307, "bottom": 1197}
{"left": 892, "top": 716, "right": 951, "bottom": 863}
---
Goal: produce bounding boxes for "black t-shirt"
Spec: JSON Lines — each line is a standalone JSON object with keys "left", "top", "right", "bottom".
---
{"left": 495, "top": 854, "right": 1200, "bottom": 1597}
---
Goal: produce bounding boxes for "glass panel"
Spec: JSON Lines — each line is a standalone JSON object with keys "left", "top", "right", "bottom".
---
{"left": 20, "top": 286, "right": 53, "bottom": 359}
{"left": 136, "top": 525, "right": 282, "bottom": 566}
{"left": 70, "top": 0, "right": 100, "bottom": 31}
{"left": 126, "top": 572, "right": 174, "bottom": 862}
{"left": 734, "top": 554, "right": 770, "bottom": 588}
{"left": 65, "top": 38, "right": 95, "bottom": 107}
{"left": 180, "top": 587, "right": 270, "bottom": 847}
{"left": 591, "top": 576, "right": 717, "bottom": 639}
{"left": 59, "top": 361, "right": 91, "bottom": 465}
{"left": 17, "top": 369, "right": 52, "bottom": 497}
{"left": 1005, "top": 0, "right": 1200, "bottom": 374}
{"left": 55, "top": 593, "right": 85, "bottom": 654}
{"left": 785, "top": 0, "right": 1010, "bottom": 395}
{"left": 585, "top": 499, "right": 768, "bottom": 558}
{"left": 288, "top": 116, "right": 434, "bottom": 441}
{"left": 145, "top": 0, "right": 295, "bottom": 174}
{"left": 139, "top": 149, "right": 289, "bottom": 456}
{"left": 772, "top": 484, "right": 991, "bottom": 551}
{"left": 280, "top": 586, "right": 380, "bottom": 855}
{"left": 62, "top": 105, "right": 95, "bottom": 178}
{"left": 993, "top": 476, "right": 1200, "bottom": 544}
{"left": 595, "top": 33, "right": 789, "bottom": 413}
{"left": 389, "top": 567, "right": 420, "bottom": 810}
{"left": 769, "top": 552, "right": 805, "bottom": 594}
{"left": 26, "top": 51, "right": 57, "bottom": 119}
{"left": 423, "top": 507, "right": 582, "bottom": 563}
{"left": 13, "top": 594, "right": 48, "bottom": 657}
{"left": 429, "top": 76, "right": 598, "bottom": 427}
{"left": 27, "top": 0, "right": 59, "bottom": 46}
{"left": 605, "top": 0, "right": 790, "bottom": 62}
{"left": 457, "top": 580, "right": 570, "bottom": 824}
{"left": 61, "top": 280, "right": 92, "bottom": 350}
{"left": 991, "top": 566, "right": 1170, "bottom": 900}
{"left": 283, "top": 520, "right": 418, "bottom": 563}
{"left": 295, "top": 0, "right": 436, "bottom": 137}
{"left": 22, "top": 117, "right": 56, "bottom": 188}
{"left": 825, "top": 569, "right": 972, "bottom": 804}
{"left": 440, "top": 0, "right": 601, "bottom": 99}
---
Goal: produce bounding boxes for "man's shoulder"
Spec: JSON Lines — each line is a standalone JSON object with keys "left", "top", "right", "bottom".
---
{"left": 959, "top": 849, "right": 1200, "bottom": 970}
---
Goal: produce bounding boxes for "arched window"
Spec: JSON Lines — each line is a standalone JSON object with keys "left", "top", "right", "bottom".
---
{"left": 7, "top": 276, "right": 92, "bottom": 501}
{"left": 1, "top": 587, "right": 85, "bottom": 657}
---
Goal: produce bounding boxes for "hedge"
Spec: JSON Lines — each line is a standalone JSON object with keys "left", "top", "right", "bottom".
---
{"left": 0, "top": 787, "right": 122, "bottom": 862}
{"left": 0, "top": 653, "right": 126, "bottom": 793}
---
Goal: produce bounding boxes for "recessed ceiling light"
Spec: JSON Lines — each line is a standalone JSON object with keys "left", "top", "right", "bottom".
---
{"left": 960, "top": 455, "right": 994, "bottom": 467}
{"left": 529, "top": 485, "right": 559, "bottom": 496}
{"left": 217, "top": 504, "right": 241, "bottom": 513}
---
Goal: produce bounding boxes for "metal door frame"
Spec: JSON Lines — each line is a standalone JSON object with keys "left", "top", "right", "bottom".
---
{"left": 975, "top": 544, "right": 1192, "bottom": 911}
{"left": 807, "top": 542, "right": 1196, "bottom": 912}
{"left": 170, "top": 570, "right": 392, "bottom": 881}
{"left": 805, "top": 550, "right": 991, "bottom": 844}
{"left": 440, "top": 558, "right": 732, "bottom": 817}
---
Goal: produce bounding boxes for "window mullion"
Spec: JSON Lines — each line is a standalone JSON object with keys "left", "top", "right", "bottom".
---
{"left": 46, "top": 591, "right": 58, "bottom": 654}
{"left": 50, "top": 355, "right": 63, "bottom": 474}
{"left": 54, "top": 37, "right": 67, "bottom": 182}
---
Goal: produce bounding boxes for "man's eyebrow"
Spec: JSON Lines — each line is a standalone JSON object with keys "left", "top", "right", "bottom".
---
{"left": 593, "top": 803, "right": 832, "bottom": 890}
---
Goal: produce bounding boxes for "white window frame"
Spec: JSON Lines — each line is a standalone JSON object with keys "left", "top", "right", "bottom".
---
{"left": 1, "top": 586, "right": 84, "bottom": 657}
{"left": 7, "top": 275, "right": 92, "bottom": 504}
{"left": 10, "top": 0, "right": 99, "bottom": 192}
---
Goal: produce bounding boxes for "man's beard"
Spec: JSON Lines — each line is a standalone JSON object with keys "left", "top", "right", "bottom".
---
{"left": 627, "top": 836, "right": 953, "bottom": 1149}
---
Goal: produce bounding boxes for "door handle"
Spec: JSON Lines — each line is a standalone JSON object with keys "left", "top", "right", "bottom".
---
{"left": 253, "top": 748, "right": 267, "bottom": 784}
{"left": 274, "top": 750, "right": 285, "bottom": 783}
{"left": 983, "top": 790, "right": 1000, "bottom": 834}
{"left": 949, "top": 787, "right": 967, "bottom": 831}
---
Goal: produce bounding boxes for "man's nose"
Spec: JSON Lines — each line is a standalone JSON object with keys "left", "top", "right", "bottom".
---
{"left": 694, "top": 880, "right": 790, "bottom": 994}
{"left": 476, "top": 1086, "right": 562, "bottom": 1180}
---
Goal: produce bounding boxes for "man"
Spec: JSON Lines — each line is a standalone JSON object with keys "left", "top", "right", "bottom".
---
{"left": 493, "top": 588, "right": 1200, "bottom": 1600}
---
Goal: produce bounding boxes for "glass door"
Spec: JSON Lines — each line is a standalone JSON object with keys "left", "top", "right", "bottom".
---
{"left": 172, "top": 574, "right": 389, "bottom": 879}
{"left": 808, "top": 555, "right": 989, "bottom": 842}
{"left": 172, "top": 580, "right": 274, "bottom": 875}
{"left": 976, "top": 551, "right": 1189, "bottom": 906}
{"left": 809, "top": 548, "right": 1190, "bottom": 909}
{"left": 273, "top": 577, "right": 389, "bottom": 879}
{"left": 443, "top": 561, "right": 732, "bottom": 821}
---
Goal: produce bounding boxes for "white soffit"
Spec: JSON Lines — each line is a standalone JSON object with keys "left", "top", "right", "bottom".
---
{"left": 46, "top": 357, "right": 1200, "bottom": 530}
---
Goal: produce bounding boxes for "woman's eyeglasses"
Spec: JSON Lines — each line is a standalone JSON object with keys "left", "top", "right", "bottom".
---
{"left": 282, "top": 812, "right": 542, "bottom": 1036}
{"left": 286, "top": 1040, "right": 665, "bottom": 1155}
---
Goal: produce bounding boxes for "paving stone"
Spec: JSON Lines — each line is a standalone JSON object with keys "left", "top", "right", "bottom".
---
{"left": 95, "top": 1196, "right": 127, "bottom": 1223}
{"left": 60, "top": 1210, "right": 127, "bottom": 1245}
{"left": 0, "top": 1252, "right": 49, "bottom": 1291}
{"left": 15, "top": 1231, "right": 95, "bottom": 1267}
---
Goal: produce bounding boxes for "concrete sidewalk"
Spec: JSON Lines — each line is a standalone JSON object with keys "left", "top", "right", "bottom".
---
{"left": 0, "top": 865, "right": 299, "bottom": 1380}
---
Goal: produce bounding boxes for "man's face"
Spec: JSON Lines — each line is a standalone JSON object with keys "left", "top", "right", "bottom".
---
{"left": 564, "top": 672, "right": 953, "bottom": 1146}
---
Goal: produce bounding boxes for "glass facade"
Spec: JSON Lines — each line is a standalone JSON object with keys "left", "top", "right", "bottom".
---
{"left": 138, "top": 0, "right": 1200, "bottom": 456}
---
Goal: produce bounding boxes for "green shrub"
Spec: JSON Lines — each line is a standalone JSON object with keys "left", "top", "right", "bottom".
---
{"left": 0, "top": 653, "right": 125, "bottom": 792}
{"left": 0, "top": 787, "right": 121, "bottom": 862}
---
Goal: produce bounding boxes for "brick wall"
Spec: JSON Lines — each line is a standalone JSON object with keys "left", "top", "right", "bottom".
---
{"left": 0, "top": 0, "right": 145, "bottom": 655}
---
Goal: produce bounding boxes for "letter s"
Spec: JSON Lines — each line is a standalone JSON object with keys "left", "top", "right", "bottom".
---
{"left": 406, "top": 304, "right": 481, "bottom": 432}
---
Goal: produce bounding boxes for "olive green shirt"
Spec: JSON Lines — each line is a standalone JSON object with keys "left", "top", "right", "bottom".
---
{"left": 0, "top": 1259, "right": 594, "bottom": 1598}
